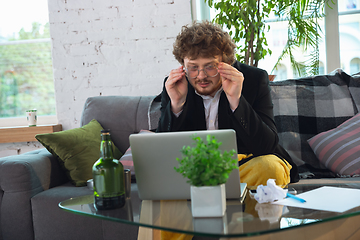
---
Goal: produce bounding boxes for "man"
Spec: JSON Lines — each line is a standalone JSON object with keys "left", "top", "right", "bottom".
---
{"left": 156, "top": 21, "right": 299, "bottom": 186}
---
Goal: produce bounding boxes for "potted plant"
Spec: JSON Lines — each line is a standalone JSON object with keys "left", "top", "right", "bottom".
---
{"left": 204, "top": 0, "right": 334, "bottom": 77}
{"left": 174, "top": 135, "right": 237, "bottom": 217}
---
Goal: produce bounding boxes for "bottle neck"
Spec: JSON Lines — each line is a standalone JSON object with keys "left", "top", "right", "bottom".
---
{"left": 100, "top": 134, "right": 114, "bottom": 160}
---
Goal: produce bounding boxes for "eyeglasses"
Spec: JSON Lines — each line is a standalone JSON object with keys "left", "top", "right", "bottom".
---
{"left": 184, "top": 64, "right": 219, "bottom": 79}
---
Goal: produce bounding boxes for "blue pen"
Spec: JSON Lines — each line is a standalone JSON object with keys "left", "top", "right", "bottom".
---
{"left": 286, "top": 193, "right": 306, "bottom": 203}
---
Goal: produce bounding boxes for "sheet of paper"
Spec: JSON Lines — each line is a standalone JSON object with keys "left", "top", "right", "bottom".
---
{"left": 272, "top": 186, "right": 360, "bottom": 213}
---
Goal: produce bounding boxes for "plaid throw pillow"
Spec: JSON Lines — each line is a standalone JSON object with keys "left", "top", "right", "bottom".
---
{"left": 307, "top": 113, "right": 360, "bottom": 176}
{"left": 270, "top": 70, "right": 358, "bottom": 175}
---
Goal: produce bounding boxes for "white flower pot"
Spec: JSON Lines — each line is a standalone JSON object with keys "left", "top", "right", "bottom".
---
{"left": 190, "top": 184, "right": 226, "bottom": 217}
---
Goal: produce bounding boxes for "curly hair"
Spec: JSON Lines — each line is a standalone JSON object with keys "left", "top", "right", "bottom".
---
{"left": 173, "top": 21, "right": 236, "bottom": 65}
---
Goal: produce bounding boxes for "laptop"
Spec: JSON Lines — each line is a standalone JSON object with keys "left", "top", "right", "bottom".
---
{"left": 129, "top": 129, "right": 247, "bottom": 200}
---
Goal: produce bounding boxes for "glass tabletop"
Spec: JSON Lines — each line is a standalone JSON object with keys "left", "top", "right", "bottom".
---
{"left": 59, "top": 183, "right": 360, "bottom": 238}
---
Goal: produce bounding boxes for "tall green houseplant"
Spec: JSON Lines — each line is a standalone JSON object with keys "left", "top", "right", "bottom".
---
{"left": 205, "top": 0, "right": 334, "bottom": 76}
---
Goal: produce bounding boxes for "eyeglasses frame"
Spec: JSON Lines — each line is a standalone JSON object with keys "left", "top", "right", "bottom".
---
{"left": 184, "top": 64, "right": 219, "bottom": 79}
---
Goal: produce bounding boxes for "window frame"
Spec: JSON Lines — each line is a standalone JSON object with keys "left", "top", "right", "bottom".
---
{"left": 0, "top": 115, "right": 57, "bottom": 127}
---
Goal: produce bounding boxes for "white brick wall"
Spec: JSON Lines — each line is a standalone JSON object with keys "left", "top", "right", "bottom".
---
{"left": 0, "top": 0, "right": 192, "bottom": 157}
{"left": 49, "top": 0, "right": 193, "bottom": 130}
{"left": 0, "top": 142, "right": 44, "bottom": 158}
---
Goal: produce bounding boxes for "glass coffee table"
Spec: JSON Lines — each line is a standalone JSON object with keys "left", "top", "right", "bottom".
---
{"left": 59, "top": 183, "right": 360, "bottom": 239}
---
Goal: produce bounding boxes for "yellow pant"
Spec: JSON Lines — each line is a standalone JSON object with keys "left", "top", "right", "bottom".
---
{"left": 160, "top": 154, "right": 292, "bottom": 240}
{"left": 238, "top": 154, "right": 292, "bottom": 189}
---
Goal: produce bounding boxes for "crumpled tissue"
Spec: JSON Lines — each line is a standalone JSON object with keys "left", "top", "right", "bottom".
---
{"left": 254, "top": 179, "right": 287, "bottom": 203}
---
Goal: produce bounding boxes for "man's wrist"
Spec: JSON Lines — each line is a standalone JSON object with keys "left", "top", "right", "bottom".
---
{"left": 171, "top": 101, "right": 185, "bottom": 114}
{"left": 228, "top": 97, "right": 240, "bottom": 111}
{"left": 171, "top": 106, "right": 183, "bottom": 114}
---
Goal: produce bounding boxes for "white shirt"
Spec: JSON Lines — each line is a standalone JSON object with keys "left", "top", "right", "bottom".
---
{"left": 173, "top": 87, "right": 223, "bottom": 130}
{"left": 195, "top": 87, "right": 223, "bottom": 130}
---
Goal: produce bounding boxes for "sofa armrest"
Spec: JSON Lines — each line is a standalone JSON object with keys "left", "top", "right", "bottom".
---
{"left": 0, "top": 149, "right": 68, "bottom": 240}
{"left": 0, "top": 149, "right": 68, "bottom": 193}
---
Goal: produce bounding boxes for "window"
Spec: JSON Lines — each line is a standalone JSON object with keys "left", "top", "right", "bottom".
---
{"left": 350, "top": 58, "right": 360, "bottom": 74}
{"left": 0, "top": 0, "right": 56, "bottom": 126}
{"left": 339, "top": 0, "right": 360, "bottom": 75}
{"left": 194, "top": 0, "right": 360, "bottom": 80}
{"left": 273, "top": 64, "right": 287, "bottom": 81}
{"left": 319, "top": 61, "right": 325, "bottom": 75}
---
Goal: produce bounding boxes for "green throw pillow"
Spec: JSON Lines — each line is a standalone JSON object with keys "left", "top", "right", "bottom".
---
{"left": 35, "top": 119, "right": 123, "bottom": 187}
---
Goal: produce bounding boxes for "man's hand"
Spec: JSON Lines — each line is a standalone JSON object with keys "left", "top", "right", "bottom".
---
{"left": 165, "top": 66, "right": 188, "bottom": 114}
{"left": 218, "top": 62, "right": 244, "bottom": 111}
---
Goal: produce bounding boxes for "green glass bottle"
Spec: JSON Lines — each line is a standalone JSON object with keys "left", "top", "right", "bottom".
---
{"left": 92, "top": 129, "right": 125, "bottom": 210}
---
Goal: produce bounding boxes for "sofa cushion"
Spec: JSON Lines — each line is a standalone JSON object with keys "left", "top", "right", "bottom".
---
{"left": 35, "top": 119, "right": 122, "bottom": 187}
{"left": 307, "top": 113, "right": 360, "bottom": 176}
{"left": 80, "top": 96, "right": 156, "bottom": 154}
{"left": 270, "top": 70, "right": 357, "bottom": 176}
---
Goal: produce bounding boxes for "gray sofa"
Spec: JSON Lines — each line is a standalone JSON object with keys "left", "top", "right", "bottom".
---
{"left": 1, "top": 70, "right": 360, "bottom": 240}
{"left": 0, "top": 96, "right": 154, "bottom": 240}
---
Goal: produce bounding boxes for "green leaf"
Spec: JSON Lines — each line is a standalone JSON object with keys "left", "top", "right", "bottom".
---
{"left": 204, "top": 0, "right": 330, "bottom": 71}
{"left": 174, "top": 134, "right": 237, "bottom": 186}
